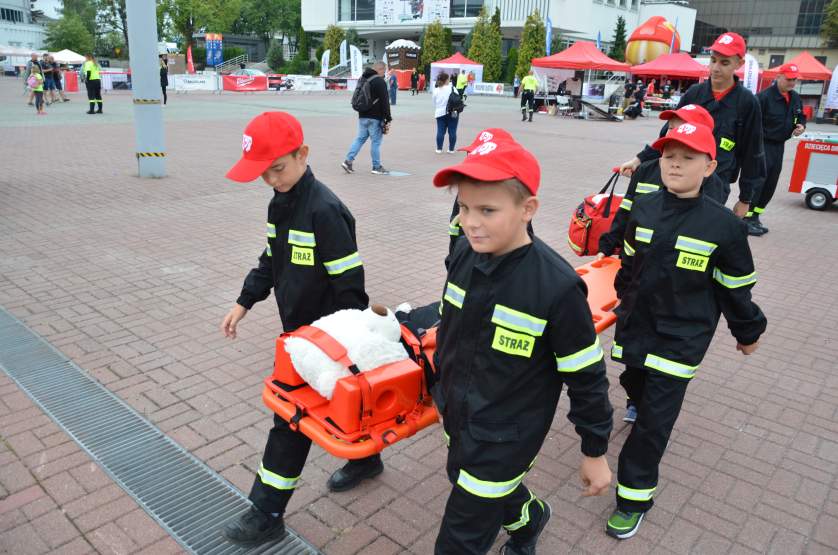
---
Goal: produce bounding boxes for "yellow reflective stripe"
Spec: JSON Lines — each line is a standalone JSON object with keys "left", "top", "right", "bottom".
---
{"left": 623, "top": 240, "right": 635, "bottom": 256}
{"left": 617, "top": 482, "right": 656, "bottom": 501}
{"left": 266, "top": 223, "right": 276, "bottom": 238}
{"left": 713, "top": 268, "right": 757, "bottom": 289}
{"left": 675, "top": 235, "right": 717, "bottom": 256}
{"left": 644, "top": 353, "right": 697, "bottom": 379}
{"left": 265, "top": 242, "right": 272, "bottom": 257}
{"left": 457, "top": 468, "right": 527, "bottom": 499}
{"left": 753, "top": 206, "right": 765, "bottom": 214}
{"left": 611, "top": 343, "right": 623, "bottom": 359}
{"left": 257, "top": 463, "right": 300, "bottom": 490}
{"left": 620, "top": 198, "right": 633, "bottom": 211}
{"left": 555, "top": 337, "right": 603, "bottom": 372}
{"left": 503, "top": 490, "right": 540, "bottom": 531}
{"left": 443, "top": 282, "right": 466, "bottom": 308}
{"left": 635, "top": 227, "right": 653, "bottom": 244}
{"left": 323, "top": 252, "right": 362, "bottom": 275}
{"left": 287, "top": 229, "right": 315, "bottom": 247}
{"left": 449, "top": 214, "right": 461, "bottom": 236}
{"left": 491, "top": 304, "right": 547, "bottom": 337}
{"left": 636, "top": 182, "right": 660, "bottom": 194}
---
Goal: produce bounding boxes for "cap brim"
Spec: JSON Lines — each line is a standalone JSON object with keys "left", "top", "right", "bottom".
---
{"left": 652, "top": 136, "right": 714, "bottom": 159}
{"left": 659, "top": 109, "right": 678, "bottom": 120}
{"left": 225, "top": 157, "right": 273, "bottom": 183}
{"left": 433, "top": 160, "right": 514, "bottom": 187}
{"left": 782, "top": 72, "right": 800, "bottom": 79}
{"left": 710, "top": 46, "right": 743, "bottom": 58}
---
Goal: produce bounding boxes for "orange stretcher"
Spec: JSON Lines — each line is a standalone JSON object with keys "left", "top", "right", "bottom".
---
{"left": 262, "top": 257, "right": 620, "bottom": 459}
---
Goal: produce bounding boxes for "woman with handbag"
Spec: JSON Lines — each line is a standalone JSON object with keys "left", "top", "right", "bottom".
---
{"left": 432, "top": 73, "right": 460, "bottom": 154}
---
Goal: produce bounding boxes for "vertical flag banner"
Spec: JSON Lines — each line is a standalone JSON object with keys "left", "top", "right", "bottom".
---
{"left": 669, "top": 17, "right": 680, "bottom": 53}
{"left": 597, "top": 30, "right": 602, "bottom": 50}
{"left": 742, "top": 54, "right": 759, "bottom": 94}
{"left": 340, "top": 40, "right": 348, "bottom": 66}
{"left": 214, "top": 33, "right": 224, "bottom": 66}
{"left": 320, "top": 49, "right": 331, "bottom": 76}
{"left": 206, "top": 33, "right": 215, "bottom": 66}
{"left": 350, "top": 45, "right": 363, "bottom": 78}
{"left": 825, "top": 64, "right": 838, "bottom": 110}
{"left": 187, "top": 44, "right": 195, "bottom": 73}
{"left": 546, "top": 16, "right": 553, "bottom": 55}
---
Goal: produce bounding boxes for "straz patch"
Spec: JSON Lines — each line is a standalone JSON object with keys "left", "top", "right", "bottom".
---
{"left": 719, "top": 137, "right": 736, "bottom": 151}
{"left": 491, "top": 327, "right": 535, "bottom": 358}
{"left": 676, "top": 252, "right": 709, "bottom": 272}
{"left": 290, "top": 246, "right": 314, "bottom": 266}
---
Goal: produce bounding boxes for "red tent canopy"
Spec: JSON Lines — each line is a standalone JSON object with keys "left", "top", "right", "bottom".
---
{"left": 763, "top": 51, "right": 832, "bottom": 81}
{"left": 531, "top": 41, "right": 630, "bottom": 72}
{"left": 629, "top": 52, "right": 709, "bottom": 79}
{"left": 433, "top": 52, "right": 481, "bottom": 66}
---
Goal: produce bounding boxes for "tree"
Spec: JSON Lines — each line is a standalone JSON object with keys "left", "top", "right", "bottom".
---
{"left": 503, "top": 46, "right": 518, "bottom": 82}
{"left": 609, "top": 16, "right": 628, "bottom": 61}
{"left": 96, "top": 30, "right": 125, "bottom": 58}
{"left": 822, "top": 0, "right": 838, "bottom": 47}
{"left": 96, "top": 0, "right": 128, "bottom": 58}
{"left": 266, "top": 42, "right": 285, "bottom": 72}
{"left": 491, "top": 6, "right": 501, "bottom": 29}
{"left": 420, "top": 20, "right": 452, "bottom": 72}
{"left": 322, "top": 24, "right": 345, "bottom": 63}
{"left": 515, "top": 9, "right": 546, "bottom": 79}
{"left": 60, "top": 0, "right": 97, "bottom": 37}
{"left": 468, "top": 6, "right": 502, "bottom": 81}
{"left": 45, "top": 14, "right": 95, "bottom": 54}
{"left": 232, "top": 0, "right": 299, "bottom": 51}
{"left": 159, "top": 0, "right": 243, "bottom": 50}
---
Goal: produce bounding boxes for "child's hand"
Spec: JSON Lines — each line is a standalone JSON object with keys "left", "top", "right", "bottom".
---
{"left": 580, "top": 455, "right": 612, "bottom": 497}
{"left": 618, "top": 157, "right": 641, "bottom": 176}
{"left": 221, "top": 304, "right": 248, "bottom": 339}
{"left": 736, "top": 341, "right": 758, "bottom": 355}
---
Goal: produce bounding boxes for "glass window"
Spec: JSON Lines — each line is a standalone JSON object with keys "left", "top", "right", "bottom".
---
{"left": 339, "top": 0, "right": 374, "bottom": 21}
{"left": 451, "top": 0, "right": 484, "bottom": 17}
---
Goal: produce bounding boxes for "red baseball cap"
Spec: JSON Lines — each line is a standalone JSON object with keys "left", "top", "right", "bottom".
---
{"left": 433, "top": 129, "right": 540, "bottom": 194}
{"left": 659, "top": 104, "right": 715, "bottom": 130}
{"left": 226, "top": 112, "right": 304, "bottom": 182}
{"left": 778, "top": 63, "right": 800, "bottom": 79}
{"left": 652, "top": 122, "right": 717, "bottom": 160}
{"left": 710, "top": 32, "right": 746, "bottom": 58}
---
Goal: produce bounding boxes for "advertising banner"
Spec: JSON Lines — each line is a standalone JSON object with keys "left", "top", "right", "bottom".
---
{"left": 206, "top": 33, "right": 216, "bottom": 66}
{"left": 214, "top": 33, "right": 224, "bottom": 66}
{"left": 471, "top": 82, "right": 505, "bottom": 95}
{"left": 320, "top": 49, "right": 331, "bottom": 77}
{"left": 284, "top": 75, "right": 326, "bottom": 91}
{"left": 742, "top": 54, "right": 759, "bottom": 94}
{"left": 824, "top": 65, "right": 838, "bottom": 110}
{"left": 222, "top": 74, "right": 268, "bottom": 91}
{"left": 173, "top": 73, "right": 219, "bottom": 91}
{"left": 375, "top": 0, "right": 449, "bottom": 25}
{"left": 350, "top": 45, "right": 363, "bottom": 79}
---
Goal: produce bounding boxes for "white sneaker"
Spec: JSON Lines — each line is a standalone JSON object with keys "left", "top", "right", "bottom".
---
{"left": 447, "top": 150, "right": 456, "bottom": 154}
{"left": 435, "top": 149, "right": 443, "bottom": 154}
{"left": 395, "top": 302, "right": 413, "bottom": 314}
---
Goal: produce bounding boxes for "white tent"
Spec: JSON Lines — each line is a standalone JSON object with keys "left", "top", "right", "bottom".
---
{"left": 51, "top": 49, "right": 85, "bottom": 64}
{"left": 429, "top": 52, "right": 483, "bottom": 88}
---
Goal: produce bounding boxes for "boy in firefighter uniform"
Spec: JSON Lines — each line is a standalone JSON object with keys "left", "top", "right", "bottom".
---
{"left": 606, "top": 122, "right": 767, "bottom": 539}
{"left": 618, "top": 32, "right": 765, "bottom": 225}
{"left": 219, "top": 112, "right": 383, "bottom": 545}
{"left": 749, "top": 63, "right": 807, "bottom": 235}
{"left": 431, "top": 129, "right": 614, "bottom": 554}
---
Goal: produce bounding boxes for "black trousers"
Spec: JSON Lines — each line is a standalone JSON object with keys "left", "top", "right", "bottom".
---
{"left": 753, "top": 141, "right": 785, "bottom": 215}
{"left": 616, "top": 366, "right": 689, "bottom": 513}
{"left": 85, "top": 80, "right": 102, "bottom": 110}
{"left": 161, "top": 84, "right": 167, "bottom": 105}
{"left": 248, "top": 414, "right": 312, "bottom": 515}
{"left": 434, "top": 438, "right": 545, "bottom": 554}
{"left": 520, "top": 91, "right": 534, "bottom": 113}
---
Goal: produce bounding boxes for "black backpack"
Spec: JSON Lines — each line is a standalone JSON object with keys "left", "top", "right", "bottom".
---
{"left": 446, "top": 89, "right": 465, "bottom": 115}
{"left": 351, "top": 75, "right": 380, "bottom": 112}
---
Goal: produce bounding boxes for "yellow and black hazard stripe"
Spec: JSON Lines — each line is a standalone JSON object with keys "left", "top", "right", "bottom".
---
{"left": 136, "top": 152, "right": 166, "bottom": 158}
{"left": 132, "top": 98, "right": 161, "bottom": 104}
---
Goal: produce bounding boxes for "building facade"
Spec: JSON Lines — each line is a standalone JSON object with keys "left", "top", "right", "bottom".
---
{"left": 690, "top": 0, "right": 835, "bottom": 69}
{"left": 302, "top": 0, "right": 696, "bottom": 64}
{"left": 0, "top": 0, "right": 46, "bottom": 49}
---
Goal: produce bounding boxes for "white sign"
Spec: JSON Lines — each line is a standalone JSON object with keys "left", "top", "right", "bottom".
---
{"left": 320, "top": 49, "right": 331, "bottom": 77}
{"left": 742, "top": 54, "right": 759, "bottom": 94}
{"left": 350, "top": 45, "right": 363, "bottom": 79}
{"left": 339, "top": 40, "right": 348, "bottom": 66}
{"left": 285, "top": 75, "right": 326, "bottom": 91}
{"left": 172, "top": 73, "right": 219, "bottom": 91}
{"left": 825, "top": 64, "right": 838, "bottom": 110}
{"left": 471, "top": 82, "right": 505, "bottom": 95}
{"left": 375, "top": 0, "right": 449, "bottom": 25}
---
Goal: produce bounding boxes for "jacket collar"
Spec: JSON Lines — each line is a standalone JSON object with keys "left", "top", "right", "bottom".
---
{"left": 272, "top": 166, "right": 314, "bottom": 204}
{"left": 474, "top": 240, "right": 533, "bottom": 276}
{"left": 696, "top": 76, "right": 741, "bottom": 110}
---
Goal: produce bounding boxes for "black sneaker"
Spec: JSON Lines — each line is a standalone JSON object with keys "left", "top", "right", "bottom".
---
{"left": 341, "top": 160, "right": 354, "bottom": 173}
{"left": 371, "top": 166, "right": 390, "bottom": 175}
{"left": 222, "top": 505, "right": 285, "bottom": 546}
{"left": 752, "top": 215, "right": 768, "bottom": 233}
{"left": 746, "top": 219, "right": 767, "bottom": 237}
{"left": 327, "top": 455, "right": 384, "bottom": 492}
{"left": 499, "top": 500, "right": 552, "bottom": 554}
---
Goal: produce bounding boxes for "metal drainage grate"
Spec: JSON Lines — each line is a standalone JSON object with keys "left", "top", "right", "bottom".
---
{"left": 0, "top": 307, "right": 321, "bottom": 555}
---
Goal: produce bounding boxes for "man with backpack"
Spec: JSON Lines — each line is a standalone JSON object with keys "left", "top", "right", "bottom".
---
{"left": 342, "top": 62, "right": 392, "bottom": 175}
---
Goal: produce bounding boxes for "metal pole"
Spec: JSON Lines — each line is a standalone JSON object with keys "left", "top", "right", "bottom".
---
{"left": 126, "top": 0, "right": 166, "bottom": 178}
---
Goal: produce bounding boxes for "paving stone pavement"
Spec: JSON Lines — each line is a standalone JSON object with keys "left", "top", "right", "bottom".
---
{"left": 1, "top": 75, "right": 837, "bottom": 555}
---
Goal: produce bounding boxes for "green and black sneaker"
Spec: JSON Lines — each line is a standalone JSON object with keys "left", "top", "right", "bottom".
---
{"left": 606, "top": 509, "right": 644, "bottom": 539}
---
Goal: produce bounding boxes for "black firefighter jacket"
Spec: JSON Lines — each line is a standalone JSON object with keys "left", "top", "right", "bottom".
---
{"left": 758, "top": 83, "right": 806, "bottom": 144}
{"left": 598, "top": 159, "right": 728, "bottom": 256}
{"left": 612, "top": 190, "right": 767, "bottom": 378}
{"left": 637, "top": 77, "right": 766, "bottom": 204}
{"left": 432, "top": 238, "right": 613, "bottom": 486}
{"left": 236, "top": 167, "right": 369, "bottom": 331}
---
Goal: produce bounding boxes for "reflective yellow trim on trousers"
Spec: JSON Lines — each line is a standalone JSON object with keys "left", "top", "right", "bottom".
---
{"left": 644, "top": 353, "right": 697, "bottom": 379}
{"left": 555, "top": 337, "right": 603, "bottom": 372}
{"left": 753, "top": 206, "right": 765, "bottom": 214}
{"left": 503, "top": 489, "right": 543, "bottom": 531}
{"left": 457, "top": 468, "right": 527, "bottom": 499}
{"left": 257, "top": 462, "right": 300, "bottom": 491}
{"left": 617, "top": 482, "right": 656, "bottom": 502}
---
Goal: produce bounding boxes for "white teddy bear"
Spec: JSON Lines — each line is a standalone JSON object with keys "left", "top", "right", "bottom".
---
{"left": 284, "top": 305, "right": 408, "bottom": 400}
